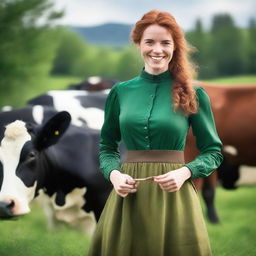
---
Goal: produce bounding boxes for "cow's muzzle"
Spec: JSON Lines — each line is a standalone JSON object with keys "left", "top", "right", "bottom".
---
{"left": 0, "top": 200, "right": 15, "bottom": 218}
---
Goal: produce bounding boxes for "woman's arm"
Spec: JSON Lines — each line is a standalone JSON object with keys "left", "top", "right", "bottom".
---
{"left": 184, "top": 86, "right": 223, "bottom": 179}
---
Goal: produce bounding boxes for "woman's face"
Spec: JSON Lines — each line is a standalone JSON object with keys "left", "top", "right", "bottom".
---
{"left": 138, "top": 24, "right": 175, "bottom": 75}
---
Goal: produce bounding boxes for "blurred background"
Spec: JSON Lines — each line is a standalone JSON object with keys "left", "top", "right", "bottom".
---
{"left": 1, "top": 0, "right": 256, "bottom": 107}
{"left": 0, "top": 0, "right": 255, "bottom": 255}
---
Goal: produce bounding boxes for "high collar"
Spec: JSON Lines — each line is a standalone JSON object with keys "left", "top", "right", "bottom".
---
{"left": 140, "top": 69, "right": 172, "bottom": 82}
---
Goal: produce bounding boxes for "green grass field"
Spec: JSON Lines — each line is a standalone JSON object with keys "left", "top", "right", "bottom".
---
{"left": 3, "top": 74, "right": 256, "bottom": 108}
{"left": 1, "top": 74, "right": 256, "bottom": 255}
{"left": 11, "top": 75, "right": 82, "bottom": 108}
{"left": 0, "top": 186, "right": 255, "bottom": 256}
{"left": 203, "top": 74, "right": 256, "bottom": 85}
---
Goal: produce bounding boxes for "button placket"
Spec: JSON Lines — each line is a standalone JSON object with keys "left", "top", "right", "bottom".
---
{"left": 144, "top": 84, "right": 157, "bottom": 150}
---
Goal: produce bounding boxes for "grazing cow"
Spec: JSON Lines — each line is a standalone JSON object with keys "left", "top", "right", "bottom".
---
{"left": 0, "top": 110, "right": 112, "bottom": 235}
{"left": 68, "top": 76, "right": 119, "bottom": 91}
{"left": 200, "top": 83, "right": 256, "bottom": 186}
{"left": 27, "top": 91, "right": 107, "bottom": 129}
{"left": 185, "top": 83, "right": 256, "bottom": 223}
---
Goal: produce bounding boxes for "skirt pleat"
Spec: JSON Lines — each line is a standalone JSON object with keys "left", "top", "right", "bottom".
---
{"left": 88, "top": 162, "right": 212, "bottom": 256}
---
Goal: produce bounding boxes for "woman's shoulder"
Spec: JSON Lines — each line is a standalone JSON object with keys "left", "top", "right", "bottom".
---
{"left": 192, "top": 85, "right": 211, "bottom": 110}
{"left": 114, "top": 76, "right": 141, "bottom": 90}
{"left": 193, "top": 85, "right": 210, "bottom": 101}
{"left": 108, "top": 76, "right": 141, "bottom": 98}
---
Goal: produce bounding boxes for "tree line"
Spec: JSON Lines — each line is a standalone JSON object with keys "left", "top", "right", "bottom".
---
{"left": 187, "top": 15, "right": 256, "bottom": 78}
{"left": 0, "top": 0, "right": 255, "bottom": 106}
{"left": 52, "top": 15, "right": 256, "bottom": 80}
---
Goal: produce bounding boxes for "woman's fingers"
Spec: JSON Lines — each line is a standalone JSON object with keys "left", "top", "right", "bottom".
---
{"left": 118, "top": 177, "right": 137, "bottom": 195}
{"left": 154, "top": 173, "right": 168, "bottom": 181}
{"left": 119, "top": 184, "right": 135, "bottom": 189}
{"left": 118, "top": 188, "right": 137, "bottom": 197}
{"left": 160, "top": 183, "right": 178, "bottom": 191}
{"left": 161, "top": 181, "right": 175, "bottom": 188}
{"left": 118, "top": 188, "right": 137, "bottom": 193}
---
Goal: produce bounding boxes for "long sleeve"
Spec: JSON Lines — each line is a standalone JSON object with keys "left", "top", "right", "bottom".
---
{"left": 184, "top": 87, "right": 223, "bottom": 179}
{"left": 99, "top": 84, "right": 121, "bottom": 181}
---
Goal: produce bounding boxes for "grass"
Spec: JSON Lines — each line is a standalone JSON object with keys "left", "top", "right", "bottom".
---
{"left": 206, "top": 186, "right": 256, "bottom": 256}
{"left": 2, "top": 75, "right": 82, "bottom": 108}
{"left": 23, "top": 75, "right": 83, "bottom": 105}
{"left": 0, "top": 186, "right": 256, "bottom": 256}
{"left": 3, "top": 74, "right": 256, "bottom": 108}
{"left": 202, "top": 74, "right": 256, "bottom": 85}
{"left": 0, "top": 202, "right": 90, "bottom": 256}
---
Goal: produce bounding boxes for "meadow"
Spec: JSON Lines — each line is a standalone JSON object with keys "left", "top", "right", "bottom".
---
{"left": 203, "top": 74, "right": 256, "bottom": 85}
{"left": 1, "top": 74, "right": 255, "bottom": 255}
{"left": 0, "top": 186, "right": 255, "bottom": 256}
{"left": 6, "top": 74, "right": 256, "bottom": 108}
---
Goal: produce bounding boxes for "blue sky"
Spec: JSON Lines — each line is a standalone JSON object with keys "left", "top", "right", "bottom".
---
{"left": 54, "top": 0, "right": 256, "bottom": 30}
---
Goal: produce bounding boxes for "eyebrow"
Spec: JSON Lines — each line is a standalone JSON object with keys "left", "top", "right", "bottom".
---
{"left": 143, "top": 39, "right": 173, "bottom": 43}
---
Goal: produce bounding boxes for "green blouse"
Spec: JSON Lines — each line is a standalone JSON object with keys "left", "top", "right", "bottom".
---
{"left": 99, "top": 70, "right": 223, "bottom": 180}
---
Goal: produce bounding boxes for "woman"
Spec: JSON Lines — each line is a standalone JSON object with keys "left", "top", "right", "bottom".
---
{"left": 88, "top": 10, "right": 223, "bottom": 256}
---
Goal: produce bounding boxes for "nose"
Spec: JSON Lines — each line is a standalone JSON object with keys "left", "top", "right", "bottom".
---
{"left": 0, "top": 199, "right": 15, "bottom": 218}
{"left": 152, "top": 43, "right": 163, "bottom": 54}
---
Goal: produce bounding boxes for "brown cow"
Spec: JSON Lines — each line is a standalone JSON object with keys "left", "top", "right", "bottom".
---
{"left": 185, "top": 82, "right": 256, "bottom": 223}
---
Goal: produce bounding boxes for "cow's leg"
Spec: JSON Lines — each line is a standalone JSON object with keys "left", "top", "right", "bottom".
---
{"left": 201, "top": 172, "right": 219, "bottom": 223}
{"left": 35, "top": 191, "right": 59, "bottom": 230}
{"left": 84, "top": 188, "right": 111, "bottom": 221}
{"left": 218, "top": 158, "right": 240, "bottom": 189}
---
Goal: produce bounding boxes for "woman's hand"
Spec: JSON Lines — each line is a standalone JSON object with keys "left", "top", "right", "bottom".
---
{"left": 110, "top": 170, "right": 137, "bottom": 197}
{"left": 154, "top": 167, "right": 192, "bottom": 192}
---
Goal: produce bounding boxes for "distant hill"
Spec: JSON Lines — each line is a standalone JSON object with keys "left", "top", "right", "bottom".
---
{"left": 70, "top": 23, "right": 133, "bottom": 47}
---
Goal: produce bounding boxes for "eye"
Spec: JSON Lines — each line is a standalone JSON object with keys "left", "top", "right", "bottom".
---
{"left": 145, "top": 40, "right": 154, "bottom": 45}
{"left": 162, "top": 41, "right": 172, "bottom": 45}
{"left": 26, "top": 151, "right": 36, "bottom": 161}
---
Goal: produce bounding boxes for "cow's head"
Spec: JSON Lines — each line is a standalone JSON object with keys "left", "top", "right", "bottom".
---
{"left": 0, "top": 111, "right": 71, "bottom": 218}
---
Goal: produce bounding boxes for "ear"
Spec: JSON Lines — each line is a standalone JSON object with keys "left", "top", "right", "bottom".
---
{"left": 34, "top": 111, "right": 71, "bottom": 151}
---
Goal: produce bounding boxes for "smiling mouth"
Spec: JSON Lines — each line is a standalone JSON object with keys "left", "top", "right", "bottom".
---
{"left": 150, "top": 56, "right": 165, "bottom": 61}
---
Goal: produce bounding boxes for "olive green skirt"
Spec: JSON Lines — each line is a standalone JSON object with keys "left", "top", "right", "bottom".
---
{"left": 88, "top": 162, "right": 212, "bottom": 256}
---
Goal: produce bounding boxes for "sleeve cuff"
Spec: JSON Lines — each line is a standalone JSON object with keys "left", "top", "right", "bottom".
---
{"left": 184, "top": 162, "right": 206, "bottom": 179}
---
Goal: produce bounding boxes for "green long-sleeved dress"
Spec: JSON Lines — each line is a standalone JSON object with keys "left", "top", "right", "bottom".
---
{"left": 88, "top": 70, "right": 223, "bottom": 256}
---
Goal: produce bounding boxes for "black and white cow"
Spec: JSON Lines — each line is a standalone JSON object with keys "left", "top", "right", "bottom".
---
{"left": 0, "top": 105, "right": 60, "bottom": 135}
{"left": 27, "top": 91, "right": 108, "bottom": 129}
{"left": 0, "top": 110, "right": 112, "bottom": 235}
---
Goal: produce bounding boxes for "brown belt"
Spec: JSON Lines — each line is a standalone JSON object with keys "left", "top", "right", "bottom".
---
{"left": 124, "top": 150, "right": 185, "bottom": 164}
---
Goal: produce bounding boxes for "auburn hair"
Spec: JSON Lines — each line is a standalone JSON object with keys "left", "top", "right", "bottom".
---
{"left": 131, "top": 10, "right": 198, "bottom": 115}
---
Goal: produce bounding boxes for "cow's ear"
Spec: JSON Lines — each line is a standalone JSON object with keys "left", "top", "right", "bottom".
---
{"left": 34, "top": 111, "right": 71, "bottom": 151}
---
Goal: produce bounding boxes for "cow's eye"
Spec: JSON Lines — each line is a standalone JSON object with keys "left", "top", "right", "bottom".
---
{"left": 27, "top": 151, "right": 36, "bottom": 160}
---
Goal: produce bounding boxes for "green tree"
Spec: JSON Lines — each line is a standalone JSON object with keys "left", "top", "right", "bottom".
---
{"left": 247, "top": 18, "right": 256, "bottom": 73}
{"left": 115, "top": 46, "right": 143, "bottom": 80}
{"left": 0, "top": 0, "right": 63, "bottom": 106}
{"left": 186, "top": 19, "right": 213, "bottom": 78}
{"left": 210, "top": 14, "right": 245, "bottom": 76}
{"left": 51, "top": 28, "right": 92, "bottom": 77}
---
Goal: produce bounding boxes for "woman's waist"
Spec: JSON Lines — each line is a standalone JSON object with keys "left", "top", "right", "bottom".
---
{"left": 124, "top": 150, "right": 185, "bottom": 164}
